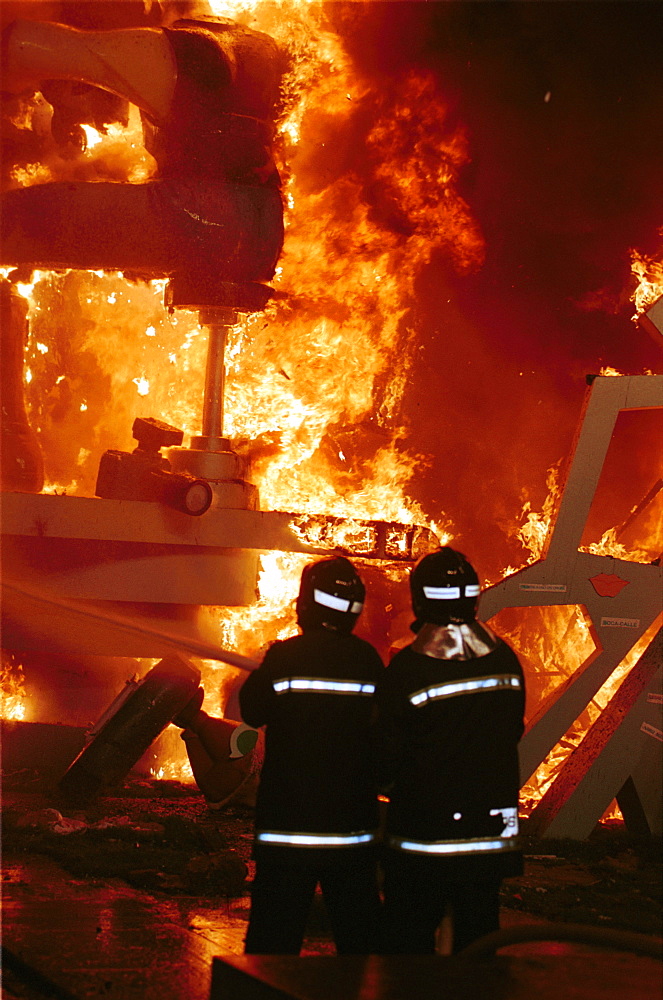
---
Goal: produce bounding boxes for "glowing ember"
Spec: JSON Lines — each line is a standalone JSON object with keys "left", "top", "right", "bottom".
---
{"left": 151, "top": 760, "right": 194, "bottom": 783}
{"left": 1, "top": 655, "right": 28, "bottom": 721}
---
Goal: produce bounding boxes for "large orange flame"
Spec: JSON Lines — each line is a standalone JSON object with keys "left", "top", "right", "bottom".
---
{"left": 2, "top": 1, "right": 477, "bottom": 760}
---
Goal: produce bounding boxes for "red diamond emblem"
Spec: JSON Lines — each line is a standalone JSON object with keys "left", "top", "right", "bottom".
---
{"left": 590, "top": 573, "right": 629, "bottom": 597}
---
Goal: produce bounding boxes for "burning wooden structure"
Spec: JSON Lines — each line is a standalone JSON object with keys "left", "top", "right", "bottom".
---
{"left": 480, "top": 372, "right": 662, "bottom": 839}
{"left": 0, "top": 2, "right": 447, "bottom": 789}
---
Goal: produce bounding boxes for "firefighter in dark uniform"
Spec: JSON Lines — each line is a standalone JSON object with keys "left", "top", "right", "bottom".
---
{"left": 239, "top": 556, "right": 384, "bottom": 955}
{"left": 374, "top": 547, "right": 526, "bottom": 954}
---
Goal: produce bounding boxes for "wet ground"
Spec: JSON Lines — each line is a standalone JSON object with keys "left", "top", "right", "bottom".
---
{"left": 1, "top": 777, "right": 662, "bottom": 998}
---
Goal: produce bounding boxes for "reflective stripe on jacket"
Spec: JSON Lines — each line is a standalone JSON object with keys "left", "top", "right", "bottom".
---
{"left": 273, "top": 677, "right": 376, "bottom": 695}
{"left": 256, "top": 829, "right": 376, "bottom": 848}
{"left": 409, "top": 673, "right": 521, "bottom": 706}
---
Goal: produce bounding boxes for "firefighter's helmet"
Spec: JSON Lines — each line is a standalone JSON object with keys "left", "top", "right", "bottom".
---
{"left": 410, "top": 548, "right": 481, "bottom": 626}
{"left": 296, "top": 556, "right": 365, "bottom": 633}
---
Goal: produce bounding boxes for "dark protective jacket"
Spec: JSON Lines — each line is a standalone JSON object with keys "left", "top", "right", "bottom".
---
{"left": 239, "top": 629, "right": 385, "bottom": 847}
{"left": 374, "top": 625, "right": 526, "bottom": 879}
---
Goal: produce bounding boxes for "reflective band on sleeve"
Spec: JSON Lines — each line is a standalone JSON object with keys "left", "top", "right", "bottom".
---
{"left": 465, "top": 584, "right": 481, "bottom": 597}
{"left": 313, "top": 588, "right": 351, "bottom": 612}
{"left": 350, "top": 601, "right": 364, "bottom": 614}
{"left": 388, "top": 834, "right": 520, "bottom": 856}
{"left": 410, "top": 674, "right": 521, "bottom": 706}
{"left": 257, "top": 830, "right": 375, "bottom": 847}
{"left": 273, "top": 677, "right": 376, "bottom": 695}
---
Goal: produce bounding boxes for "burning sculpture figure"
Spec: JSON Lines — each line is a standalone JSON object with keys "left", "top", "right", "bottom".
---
{"left": 238, "top": 557, "right": 384, "bottom": 955}
{"left": 172, "top": 685, "right": 260, "bottom": 808}
{"left": 0, "top": 0, "right": 284, "bottom": 286}
{"left": 375, "top": 548, "right": 526, "bottom": 954}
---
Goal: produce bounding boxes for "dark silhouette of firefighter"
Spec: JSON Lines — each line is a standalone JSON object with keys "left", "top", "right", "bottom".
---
{"left": 238, "top": 556, "right": 384, "bottom": 955}
{"left": 374, "top": 548, "right": 526, "bottom": 954}
{"left": 0, "top": 0, "right": 284, "bottom": 285}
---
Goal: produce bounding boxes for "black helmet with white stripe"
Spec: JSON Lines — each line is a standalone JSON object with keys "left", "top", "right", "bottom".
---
{"left": 296, "top": 556, "right": 365, "bottom": 633}
{"left": 410, "top": 548, "right": 481, "bottom": 627}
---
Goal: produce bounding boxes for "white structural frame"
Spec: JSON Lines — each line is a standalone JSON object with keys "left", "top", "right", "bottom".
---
{"left": 479, "top": 374, "right": 662, "bottom": 838}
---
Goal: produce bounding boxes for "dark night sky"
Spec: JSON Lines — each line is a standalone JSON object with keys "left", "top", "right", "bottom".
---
{"left": 332, "top": 1, "right": 663, "bottom": 577}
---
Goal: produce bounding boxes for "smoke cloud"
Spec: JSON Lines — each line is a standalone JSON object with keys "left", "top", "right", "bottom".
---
{"left": 328, "top": 1, "right": 663, "bottom": 579}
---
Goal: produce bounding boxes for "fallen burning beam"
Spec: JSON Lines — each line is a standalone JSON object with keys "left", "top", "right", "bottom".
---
{"left": 0, "top": 492, "right": 437, "bottom": 564}
{"left": 526, "top": 628, "right": 662, "bottom": 839}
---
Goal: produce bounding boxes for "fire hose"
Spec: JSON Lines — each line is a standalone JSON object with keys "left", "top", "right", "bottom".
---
{"left": 458, "top": 922, "right": 663, "bottom": 960}
{"left": 1, "top": 578, "right": 261, "bottom": 672}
